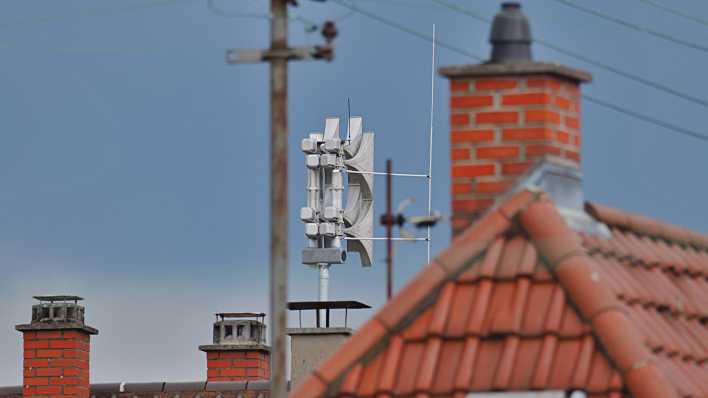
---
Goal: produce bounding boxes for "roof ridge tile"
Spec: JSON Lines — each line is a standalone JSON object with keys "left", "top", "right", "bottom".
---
{"left": 520, "top": 198, "right": 680, "bottom": 398}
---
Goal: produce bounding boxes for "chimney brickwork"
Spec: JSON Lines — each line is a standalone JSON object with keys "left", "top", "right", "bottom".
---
{"left": 205, "top": 350, "right": 269, "bottom": 381}
{"left": 441, "top": 3, "right": 591, "bottom": 236}
{"left": 448, "top": 73, "right": 584, "bottom": 234}
{"left": 21, "top": 330, "right": 91, "bottom": 398}
{"left": 16, "top": 296, "right": 98, "bottom": 398}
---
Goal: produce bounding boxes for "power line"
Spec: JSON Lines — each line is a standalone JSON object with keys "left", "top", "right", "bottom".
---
{"left": 431, "top": 0, "right": 708, "bottom": 111}
{"left": 638, "top": 0, "right": 708, "bottom": 28}
{"left": 206, "top": 0, "right": 270, "bottom": 19}
{"left": 0, "top": 0, "right": 194, "bottom": 30}
{"left": 584, "top": 95, "right": 708, "bottom": 143}
{"left": 333, "top": 0, "right": 708, "bottom": 143}
{"left": 353, "top": 0, "right": 436, "bottom": 9}
{"left": 331, "top": 0, "right": 483, "bottom": 61}
{"left": 550, "top": 0, "right": 708, "bottom": 54}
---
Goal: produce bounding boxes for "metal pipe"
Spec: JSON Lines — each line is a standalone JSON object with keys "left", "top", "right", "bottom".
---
{"left": 269, "top": 0, "right": 288, "bottom": 396}
{"left": 386, "top": 159, "right": 393, "bottom": 300}
{"left": 318, "top": 264, "right": 330, "bottom": 322}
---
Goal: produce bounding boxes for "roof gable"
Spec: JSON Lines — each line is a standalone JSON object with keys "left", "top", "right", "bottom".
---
{"left": 291, "top": 191, "right": 708, "bottom": 398}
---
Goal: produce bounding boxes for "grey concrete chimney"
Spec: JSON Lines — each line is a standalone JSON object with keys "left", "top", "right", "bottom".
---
{"left": 286, "top": 301, "right": 370, "bottom": 388}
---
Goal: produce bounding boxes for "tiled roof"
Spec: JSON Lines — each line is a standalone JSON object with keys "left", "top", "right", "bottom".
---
{"left": 291, "top": 190, "right": 708, "bottom": 398}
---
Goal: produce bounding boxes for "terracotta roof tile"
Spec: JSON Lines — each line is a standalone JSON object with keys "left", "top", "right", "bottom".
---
{"left": 401, "top": 307, "right": 432, "bottom": 341}
{"left": 436, "top": 209, "right": 510, "bottom": 274}
{"left": 530, "top": 335, "right": 558, "bottom": 388}
{"left": 520, "top": 282, "right": 556, "bottom": 334}
{"left": 316, "top": 317, "right": 387, "bottom": 383}
{"left": 430, "top": 339, "right": 464, "bottom": 395}
{"left": 338, "top": 364, "right": 362, "bottom": 395}
{"left": 507, "top": 338, "right": 543, "bottom": 389}
{"left": 394, "top": 342, "right": 424, "bottom": 395}
{"left": 290, "top": 373, "right": 326, "bottom": 398}
{"left": 415, "top": 338, "right": 442, "bottom": 391}
{"left": 492, "top": 336, "right": 520, "bottom": 388}
{"left": 444, "top": 283, "right": 476, "bottom": 337}
{"left": 352, "top": 350, "right": 382, "bottom": 397}
{"left": 453, "top": 337, "right": 480, "bottom": 391}
{"left": 376, "top": 335, "right": 403, "bottom": 393}
{"left": 375, "top": 261, "right": 446, "bottom": 330}
{"left": 570, "top": 335, "right": 596, "bottom": 387}
{"left": 294, "top": 194, "right": 708, "bottom": 398}
{"left": 625, "top": 362, "right": 680, "bottom": 398}
{"left": 465, "top": 279, "right": 494, "bottom": 335}
{"left": 428, "top": 283, "right": 455, "bottom": 335}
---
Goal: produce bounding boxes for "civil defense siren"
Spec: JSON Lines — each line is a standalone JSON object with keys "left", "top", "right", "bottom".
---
{"left": 300, "top": 116, "right": 374, "bottom": 267}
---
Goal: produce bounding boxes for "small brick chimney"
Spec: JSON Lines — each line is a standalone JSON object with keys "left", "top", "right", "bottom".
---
{"left": 16, "top": 295, "right": 98, "bottom": 398}
{"left": 440, "top": 2, "right": 592, "bottom": 236}
{"left": 199, "top": 313, "right": 270, "bottom": 381}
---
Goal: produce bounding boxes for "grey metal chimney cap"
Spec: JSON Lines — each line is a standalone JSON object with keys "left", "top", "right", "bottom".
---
{"left": 490, "top": 2, "right": 532, "bottom": 63}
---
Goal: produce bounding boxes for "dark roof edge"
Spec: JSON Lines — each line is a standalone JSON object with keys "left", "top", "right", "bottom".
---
{"left": 0, "top": 380, "right": 274, "bottom": 395}
{"left": 439, "top": 61, "right": 592, "bottom": 83}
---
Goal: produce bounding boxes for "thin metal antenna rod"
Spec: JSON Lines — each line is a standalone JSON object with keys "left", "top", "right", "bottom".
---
{"left": 386, "top": 158, "right": 393, "bottom": 300}
{"left": 426, "top": 24, "right": 436, "bottom": 264}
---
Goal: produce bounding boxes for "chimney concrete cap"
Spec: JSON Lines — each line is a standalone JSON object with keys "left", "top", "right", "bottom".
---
{"left": 439, "top": 61, "right": 592, "bottom": 83}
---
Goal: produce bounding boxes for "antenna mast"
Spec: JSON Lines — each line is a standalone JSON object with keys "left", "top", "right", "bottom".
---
{"left": 427, "top": 24, "right": 437, "bottom": 264}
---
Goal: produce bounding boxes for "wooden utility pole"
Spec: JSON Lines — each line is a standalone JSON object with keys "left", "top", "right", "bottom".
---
{"left": 225, "top": 2, "right": 335, "bottom": 396}
{"left": 269, "top": 1, "right": 288, "bottom": 397}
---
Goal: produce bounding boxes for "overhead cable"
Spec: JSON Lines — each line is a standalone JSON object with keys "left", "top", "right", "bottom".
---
{"left": 583, "top": 95, "right": 708, "bottom": 143}
{"left": 0, "top": 0, "right": 194, "bottom": 30}
{"left": 331, "top": 0, "right": 482, "bottom": 61}
{"left": 637, "top": 0, "right": 708, "bottom": 28}
{"left": 206, "top": 0, "right": 270, "bottom": 19}
{"left": 550, "top": 0, "right": 708, "bottom": 54}
{"left": 333, "top": 0, "right": 708, "bottom": 143}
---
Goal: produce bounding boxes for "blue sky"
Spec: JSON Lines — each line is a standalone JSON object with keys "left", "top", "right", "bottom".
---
{"left": 1, "top": 0, "right": 707, "bottom": 384}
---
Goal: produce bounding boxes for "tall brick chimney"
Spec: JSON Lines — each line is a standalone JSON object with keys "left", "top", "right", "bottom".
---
{"left": 440, "top": 2, "right": 592, "bottom": 236}
{"left": 199, "top": 313, "right": 270, "bottom": 381}
{"left": 16, "top": 296, "right": 98, "bottom": 398}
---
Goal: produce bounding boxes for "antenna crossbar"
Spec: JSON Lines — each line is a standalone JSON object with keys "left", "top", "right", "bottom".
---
{"left": 347, "top": 170, "right": 428, "bottom": 178}
{"left": 344, "top": 237, "right": 428, "bottom": 241}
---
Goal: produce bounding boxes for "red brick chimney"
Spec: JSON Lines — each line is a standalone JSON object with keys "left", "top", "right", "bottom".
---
{"left": 16, "top": 296, "right": 98, "bottom": 398}
{"left": 199, "top": 313, "right": 270, "bottom": 381}
{"left": 440, "top": 2, "right": 591, "bottom": 235}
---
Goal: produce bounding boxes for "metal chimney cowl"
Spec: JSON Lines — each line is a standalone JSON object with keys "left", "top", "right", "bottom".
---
{"left": 490, "top": 2, "right": 532, "bottom": 63}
